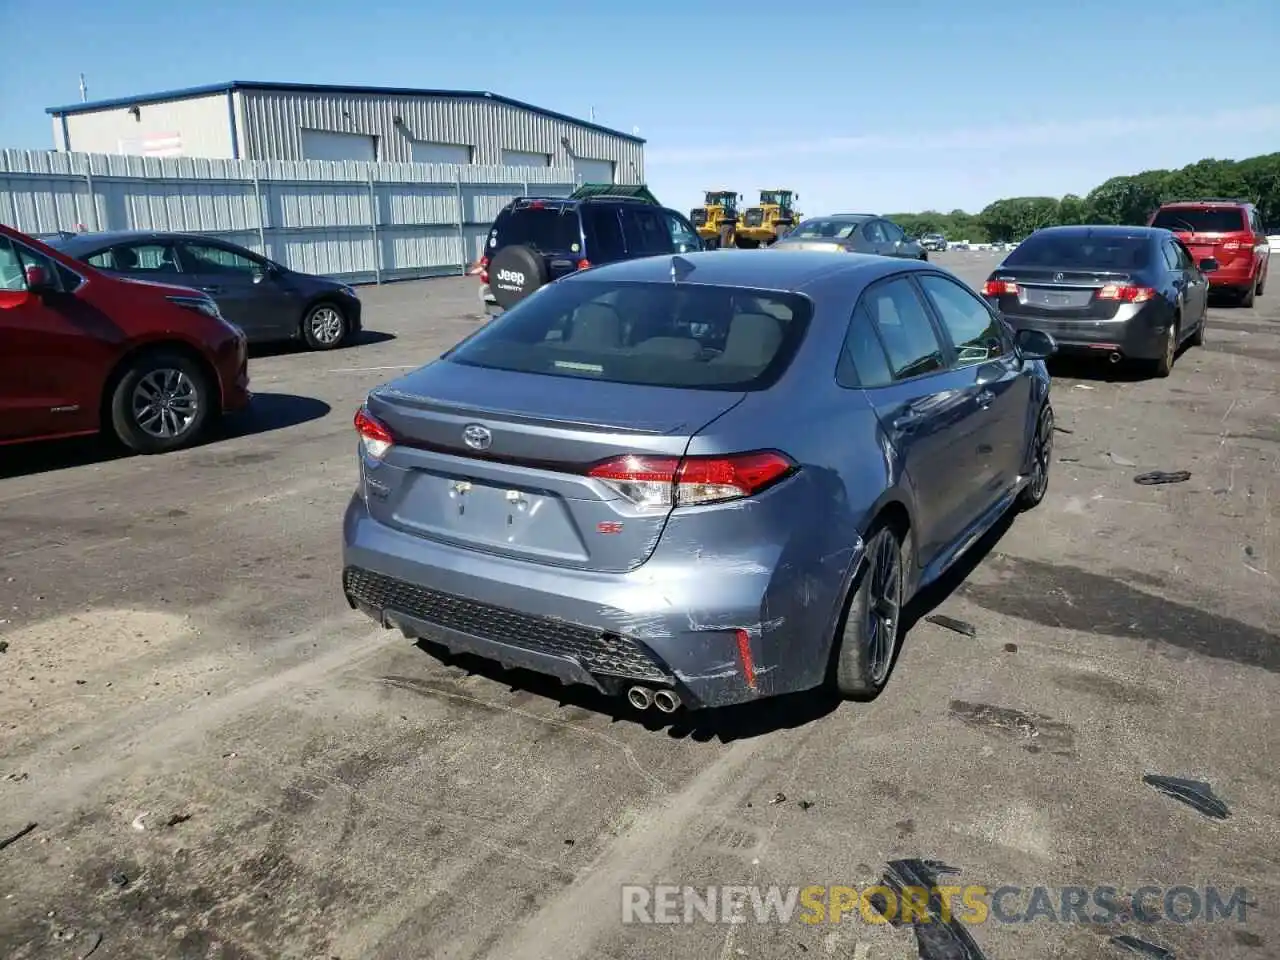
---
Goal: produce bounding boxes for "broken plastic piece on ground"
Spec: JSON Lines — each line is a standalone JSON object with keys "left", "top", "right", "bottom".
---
{"left": 1134, "top": 471, "right": 1191, "bottom": 485}
{"left": 1109, "top": 933, "right": 1175, "bottom": 958}
{"left": 768, "top": 792, "right": 787, "bottom": 805}
{"left": 1003, "top": 643, "right": 1018, "bottom": 653}
{"left": 1109, "top": 452, "right": 1137, "bottom": 467}
{"left": 79, "top": 931, "right": 104, "bottom": 960}
{"left": 0, "top": 821, "right": 38, "bottom": 851}
{"left": 925, "top": 614, "right": 977, "bottom": 637}
{"left": 878, "top": 859, "right": 989, "bottom": 959}
{"left": 1142, "top": 775, "right": 1231, "bottom": 820}
{"left": 1053, "top": 425, "right": 1074, "bottom": 434}
{"left": 108, "top": 870, "right": 130, "bottom": 889}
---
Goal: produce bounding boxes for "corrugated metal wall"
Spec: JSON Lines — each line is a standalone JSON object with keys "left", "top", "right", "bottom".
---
{"left": 236, "top": 90, "right": 645, "bottom": 182}
{"left": 59, "top": 93, "right": 236, "bottom": 159}
{"left": 0, "top": 148, "right": 577, "bottom": 282}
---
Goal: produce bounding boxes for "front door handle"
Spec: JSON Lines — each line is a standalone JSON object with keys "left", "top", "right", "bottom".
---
{"left": 892, "top": 410, "right": 923, "bottom": 431}
{"left": 976, "top": 389, "right": 995, "bottom": 408}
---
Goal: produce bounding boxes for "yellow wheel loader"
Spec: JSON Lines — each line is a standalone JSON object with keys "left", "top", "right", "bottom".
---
{"left": 690, "top": 190, "right": 741, "bottom": 249}
{"left": 734, "top": 189, "right": 802, "bottom": 248}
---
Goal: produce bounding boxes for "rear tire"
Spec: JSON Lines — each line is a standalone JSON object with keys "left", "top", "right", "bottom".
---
{"left": 1254, "top": 270, "right": 1265, "bottom": 297}
{"left": 833, "top": 524, "right": 906, "bottom": 701}
{"left": 1018, "top": 403, "right": 1053, "bottom": 509}
{"left": 109, "top": 350, "right": 212, "bottom": 455}
{"left": 1189, "top": 311, "right": 1206, "bottom": 347}
{"left": 1239, "top": 282, "right": 1255, "bottom": 308}
{"left": 1152, "top": 317, "right": 1178, "bottom": 378}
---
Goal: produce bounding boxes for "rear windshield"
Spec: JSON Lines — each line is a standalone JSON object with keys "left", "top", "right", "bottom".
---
{"left": 1002, "top": 233, "right": 1152, "bottom": 270}
{"left": 1151, "top": 207, "right": 1247, "bottom": 234}
{"left": 492, "top": 204, "right": 580, "bottom": 252}
{"left": 446, "top": 279, "right": 812, "bottom": 391}
{"left": 791, "top": 219, "right": 861, "bottom": 239}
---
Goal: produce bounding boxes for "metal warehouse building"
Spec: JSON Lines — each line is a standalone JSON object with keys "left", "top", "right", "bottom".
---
{"left": 47, "top": 81, "right": 644, "bottom": 185}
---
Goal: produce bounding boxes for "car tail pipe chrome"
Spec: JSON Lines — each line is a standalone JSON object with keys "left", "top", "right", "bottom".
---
{"left": 627, "top": 685, "right": 654, "bottom": 710}
{"left": 1109, "top": 352, "right": 1122, "bottom": 364}
{"left": 653, "top": 689, "right": 682, "bottom": 714}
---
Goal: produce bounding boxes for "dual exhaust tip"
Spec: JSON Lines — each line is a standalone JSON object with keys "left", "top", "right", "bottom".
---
{"left": 1109, "top": 352, "right": 1122, "bottom": 364}
{"left": 627, "top": 685, "right": 681, "bottom": 714}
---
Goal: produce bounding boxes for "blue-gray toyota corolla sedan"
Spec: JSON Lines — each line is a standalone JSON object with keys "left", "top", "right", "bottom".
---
{"left": 342, "top": 250, "right": 1056, "bottom": 712}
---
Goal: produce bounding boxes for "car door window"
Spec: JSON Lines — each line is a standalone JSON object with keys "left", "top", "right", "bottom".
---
{"left": 1160, "top": 242, "right": 1179, "bottom": 271}
{"left": 111, "top": 242, "right": 181, "bottom": 274}
{"left": 620, "top": 208, "right": 674, "bottom": 255}
{"left": 917, "top": 274, "right": 1008, "bottom": 367}
{"left": 837, "top": 303, "right": 894, "bottom": 389}
{"left": 880, "top": 220, "right": 905, "bottom": 243}
{"left": 581, "top": 206, "right": 626, "bottom": 261}
{"left": 863, "top": 221, "right": 888, "bottom": 244}
{"left": 1172, "top": 241, "right": 1194, "bottom": 270}
{"left": 662, "top": 211, "right": 702, "bottom": 253}
{"left": 9, "top": 241, "right": 77, "bottom": 292}
{"left": 0, "top": 238, "right": 26, "bottom": 290}
{"left": 180, "top": 242, "right": 262, "bottom": 277}
{"left": 862, "top": 277, "right": 945, "bottom": 380}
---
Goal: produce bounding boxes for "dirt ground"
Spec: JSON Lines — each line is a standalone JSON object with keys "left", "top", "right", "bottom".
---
{"left": 1, "top": 253, "right": 1276, "bottom": 960}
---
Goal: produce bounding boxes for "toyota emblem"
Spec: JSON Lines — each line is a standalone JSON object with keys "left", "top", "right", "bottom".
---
{"left": 1054, "top": 272, "right": 1064, "bottom": 282}
{"left": 462, "top": 424, "right": 492, "bottom": 450}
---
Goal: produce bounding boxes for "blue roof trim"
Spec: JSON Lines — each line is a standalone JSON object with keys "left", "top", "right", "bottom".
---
{"left": 46, "top": 81, "right": 645, "bottom": 144}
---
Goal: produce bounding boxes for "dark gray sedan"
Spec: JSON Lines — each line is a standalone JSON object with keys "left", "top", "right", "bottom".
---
{"left": 772, "top": 214, "right": 929, "bottom": 260}
{"left": 342, "top": 250, "right": 1057, "bottom": 713}
{"left": 48, "top": 230, "right": 362, "bottom": 349}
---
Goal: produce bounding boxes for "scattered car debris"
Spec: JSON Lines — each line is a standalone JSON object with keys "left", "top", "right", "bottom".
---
{"left": 1053, "top": 425, "right": 1074, "bottom": 434}
{"left": 1244, "top": 545, "right": 1255, "bottom": 557}
{"left": 130, "top": 813, "right": 150, "bottom": 832}
{"left": 1134, "top": 471, "right": 1191, "bottom": 486}
{"left": 925, "top": 614, "right": 977, "bottom": 637}
{"left": 1109, "top": 933, "right": 1175, "bottom": 958}
{"left": 0, "top": 640, "right": 8, "bottom": 653}
{"left": 768, "top": 792, "right": 787, "bottom": 805}
{"left": 1142, "top": 775, "right": 1230, "bottom": 820}
{"left": 1074, "top": 384, "right": 1095, "bottom": 390}
{"left": 1108, "top": 453, "right": 1137, "bottom": 467}
{"left": 798, "top": 800, "right": 814, "bottom": 811}
{"left": 1003, "top": 643, "right": 1018, "bottom": 653}
{"left": 1058, "top": 457, "right": 1080, "bottom": 463}
{"left": 165, "top": 813, "right": 192, "bottom": 828}
{"left": 0, "top": 821, "right": 38, "bottom": 851}
{"left": 79, "top": 931, "right": 104, "bottom": 960}
{"left": 876, "top": 859, "right": 989, "bottom": 959}
{"left": 563, "top": 839, "right": 574, "bottom": 846}
{"left": 108, "top": 870, "right": 130, "bottom": 889}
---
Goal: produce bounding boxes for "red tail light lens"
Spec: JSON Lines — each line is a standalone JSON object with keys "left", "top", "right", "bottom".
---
{"left": 354, "top": 407, "right": 394, "bottom": 460}
{"left": 587, "top": 451, "right": 797, "bottom": 508}
{"left": 479, "top": 255, "right": 490, "bottom": 284}
{"left": 1097, "top": 284, "right": 1155, "bottom": 303}
{"left": 982, "top": 279, "right": 1018, "bottom": 296}
{"left": 577, "top": 259, "right": 591, "bottom": 271}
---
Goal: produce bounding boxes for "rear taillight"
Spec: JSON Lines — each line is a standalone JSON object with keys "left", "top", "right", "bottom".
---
{"left": 587, "top": 451, "right": 797, "bottom": 508}
{"left": 354, "top": 407, "right": 394, "bottom": 460}
{"left": 982, "top": 279, "right": 1018, "bottom": 296}
{"left": 577, "top": 259, "right": 591, "bottom": 271}
{"left": 1097, "top": 284, "right": 1155, "bottom": 303}
{"left": 478, "top": 256, "right": 490, "bottom": 284}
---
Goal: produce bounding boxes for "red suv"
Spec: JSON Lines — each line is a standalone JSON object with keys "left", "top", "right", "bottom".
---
{"left": 1149, "top": 200, "right": 1269, "bottom": 307}
{"left": 0, "top": 224, "right": 251, "bottom": 454}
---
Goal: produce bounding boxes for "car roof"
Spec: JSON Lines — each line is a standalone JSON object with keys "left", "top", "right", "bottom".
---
{"left": 47, "top": 229, "right": 237, "bottom": 255}
{"left": 1158, "top": 199, "right": 1253, "bottom": 208}
{"left": 1029, "top": 224, "right": 1167, "bottom": 241}
{"left": 558, "top": 249, "right": 928, "bottom": 293}
{"left": 807, "top": 213, "right": 875, "bottom": 221}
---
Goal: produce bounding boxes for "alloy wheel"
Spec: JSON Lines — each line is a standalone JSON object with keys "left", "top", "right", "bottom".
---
{"left": 310, "top": 306, "right": 345, "bottom": 345}
{"left": 864, "top": 533, "right": 902, "bottom": 685}
{"left": 131, "top": 368, "right": 199, "bottom": 439}
{"left": 1028, "top": 407, "right": 1053, "bottom": 501}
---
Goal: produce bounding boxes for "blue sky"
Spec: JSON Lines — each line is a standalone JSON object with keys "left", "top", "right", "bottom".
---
{"left": 3, "top": 0, "right": 1277, "bottom": 215}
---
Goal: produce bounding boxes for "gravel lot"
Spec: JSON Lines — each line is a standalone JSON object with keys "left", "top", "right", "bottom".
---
{"left": 1, "top": 252, "right": 1276, "bottom": 960}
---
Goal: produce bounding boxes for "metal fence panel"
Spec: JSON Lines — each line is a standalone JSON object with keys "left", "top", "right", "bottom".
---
{"left": 0, "top": 148, "right": 575, "bottom": 282}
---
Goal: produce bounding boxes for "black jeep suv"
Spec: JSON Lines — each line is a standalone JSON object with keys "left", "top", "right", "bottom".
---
{"left": 478, "top": 196, "right": 704, "bottom": 314}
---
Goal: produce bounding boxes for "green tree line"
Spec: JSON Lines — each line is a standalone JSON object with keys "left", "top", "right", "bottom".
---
{"left": 888, "top": 153, "right": 1280, "bottom": 244}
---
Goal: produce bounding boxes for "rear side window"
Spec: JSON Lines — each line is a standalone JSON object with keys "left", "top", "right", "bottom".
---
{"left": 493, "top": 205, "right": 581, "bottom": 252}
{"left": 838, "top": 304, "right": 894, "bottom": 389}
{"left": 1151, "top": 207, "right": 1247, "bottom": 233}
{"left": 111, "top": 242, "right": 182, "bottom": 273}
{"left": 1003, "top": 234, "right": 1152, "bottom": 270}
{"left": 581, "top": 206, "right": 626, "bottom": 261}
{"left": 621, "top": 208, "right": 674, "bottom": 256}
{"left": 862, "top": 278, "right": 945, "bottom": 381}
{"left": 445, "top": 279, "right": 811, "bottom": 391}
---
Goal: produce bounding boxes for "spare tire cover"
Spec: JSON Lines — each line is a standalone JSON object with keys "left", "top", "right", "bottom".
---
{"left": 488, "top": 245, "right": 549, "bottom": 309}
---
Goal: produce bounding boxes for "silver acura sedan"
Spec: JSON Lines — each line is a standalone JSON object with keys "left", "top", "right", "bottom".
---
{"left": 342, "top": 250, "right": 1056, "bottom": 713}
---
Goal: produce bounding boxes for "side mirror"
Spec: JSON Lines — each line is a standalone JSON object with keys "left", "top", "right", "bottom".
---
{"left": 24, "top": 264, "right": 52, "bottom": 293}
{"left": 1015, "top": 327, "right": 1057, "bottom": 360}
{"left": 1197, "top": 257, "right": 1219, "bottom": 273}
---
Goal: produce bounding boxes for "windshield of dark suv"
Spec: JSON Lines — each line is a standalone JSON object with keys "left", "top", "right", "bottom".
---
{"left": 1002, "top": 233, "right": 1152, "bottom": 270}
{"left": 492, "top": 204, "right": 581, "bottom": 252}
{"left": 445, "top": 279, "right": 812, "bottom": 391}
{"left": 1151, "top": 207, "right": 1248, "bottom": 234}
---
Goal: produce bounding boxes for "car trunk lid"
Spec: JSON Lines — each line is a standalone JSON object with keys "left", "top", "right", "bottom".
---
{"left": 985, "top": 267, "right": 1138, "bottom": 320}
{"left": 362, "top": 360, "right": 745, "bottom": 573}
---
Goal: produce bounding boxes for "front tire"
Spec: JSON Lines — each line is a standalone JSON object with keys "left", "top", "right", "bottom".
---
{"left": 1018, "top": 403, "right": 1053, "bottom": 509}
{"left": 302, "top": 301, "right": 349, "bottom": 350}
{"left": 109, "top": 351, "right": 212, "bottom": 455}
{"left": 833, "top": 525, "right": 905, "bottom": 700}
